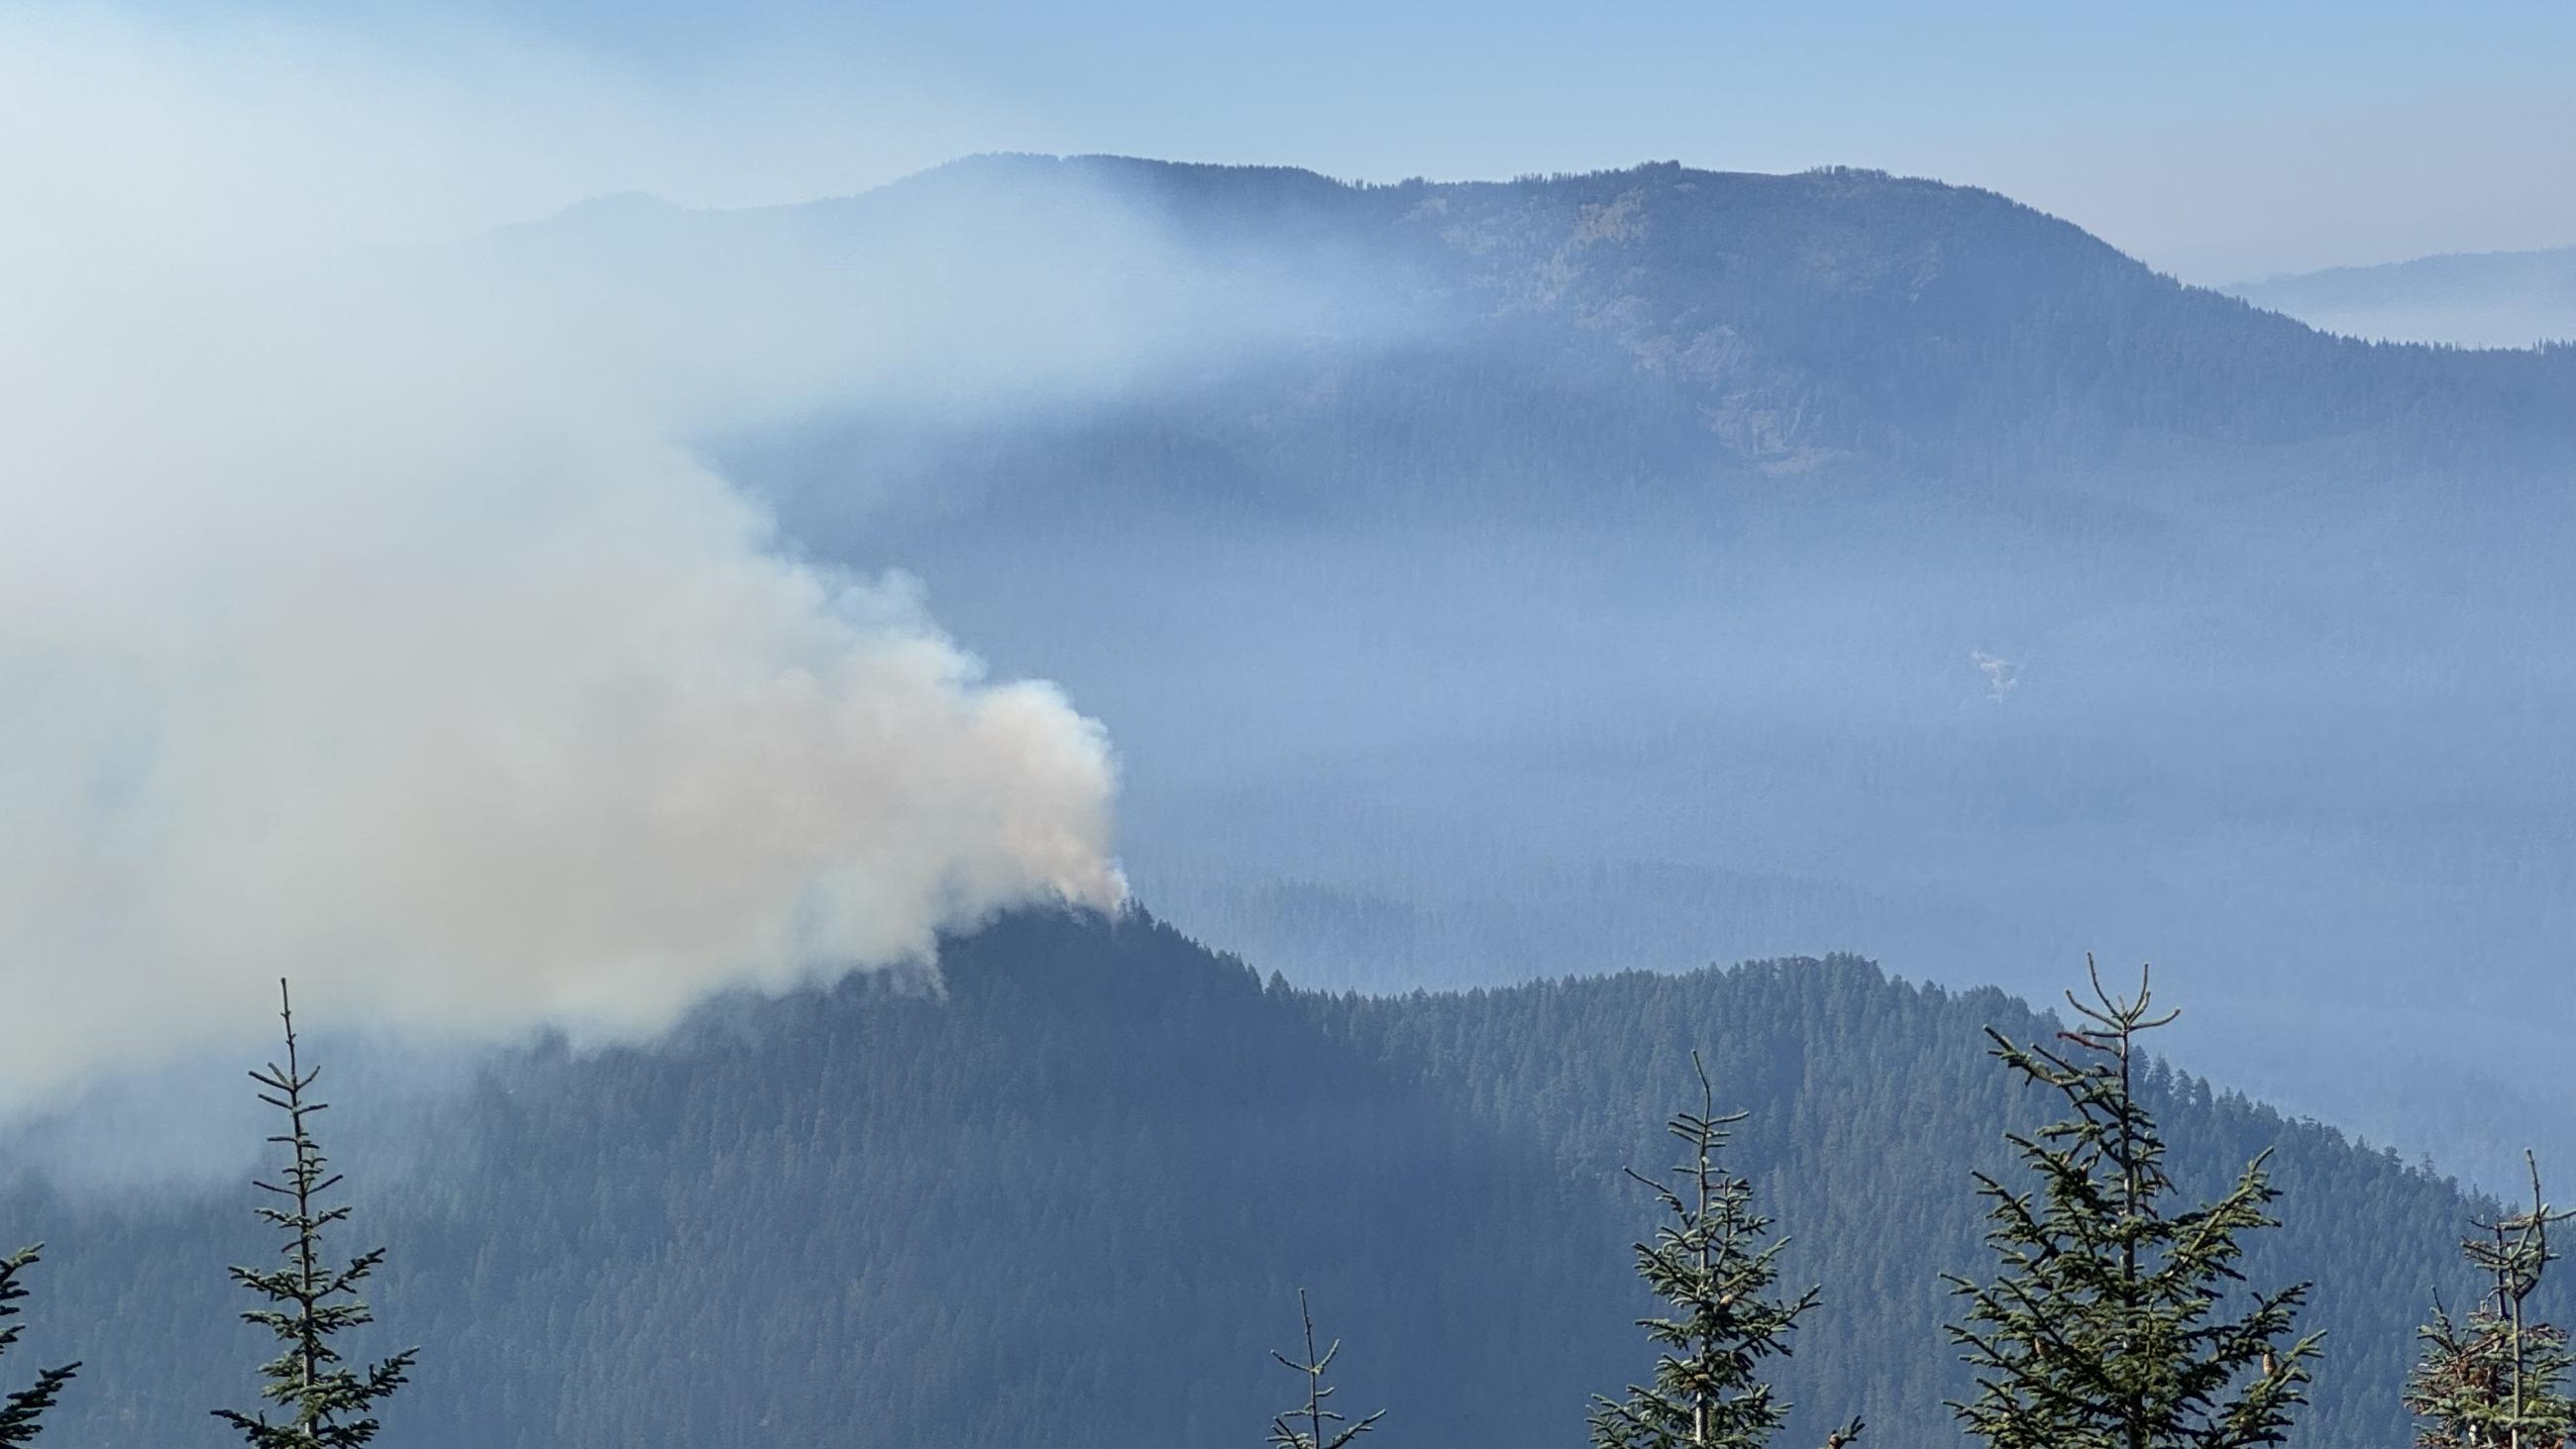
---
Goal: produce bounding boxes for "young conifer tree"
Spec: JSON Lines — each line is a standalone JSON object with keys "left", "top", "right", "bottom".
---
{"left": 1947, "top": 959, "right": 2319, "bottom": 1449}
{"left": 214, "top": 980, "right": 416, "bottom": 1449}
{"left": 1590, "top": 1052, "right": 1862, "bottom": 1449}
{"left": 0, "top": 1244, "right": 77, "bottom": 1446}
{"left": 2405, "top": 1152, "right": 2575, "bottom": 1449}
{"left": 1268, "top": 1290, "right": 1383, "bottom": 1449}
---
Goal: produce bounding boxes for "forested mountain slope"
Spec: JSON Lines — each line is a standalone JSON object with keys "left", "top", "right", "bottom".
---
{"left": 666, "top": 154, "right": 2576, "bottom": 515}
{"left": 4, "top": 910, "right": 2522, "bottom": 1448}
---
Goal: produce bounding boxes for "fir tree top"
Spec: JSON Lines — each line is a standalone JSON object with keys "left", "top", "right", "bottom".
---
{"left": 1591, "top": 1052, "right": 1861, "bottom": 1449}
{"left": 214, "top": 980, "right": 416, "bottom": 1449}
{"left": 2405, "top": 1151, "right": 2574, "bottom": 1449}
{"left": 1269, "top": 1291, "right": 1383, "bottom": 1449}
{"left": 1946, "top": 958, "right": 2319, "bottom": 1449}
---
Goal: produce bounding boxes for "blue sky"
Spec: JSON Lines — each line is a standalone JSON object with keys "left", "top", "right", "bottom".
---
{"left": 66, "top": 2, "right": 2576, "bottom": 277}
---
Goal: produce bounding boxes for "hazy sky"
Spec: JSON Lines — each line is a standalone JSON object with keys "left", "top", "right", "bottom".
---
{"left": 100, "top": 0, "right": 2576, "bottom": 281}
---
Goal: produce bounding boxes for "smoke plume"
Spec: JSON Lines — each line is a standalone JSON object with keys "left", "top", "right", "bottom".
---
{"left": 0, "top": 8, "right": 1171, "bottom": 1109}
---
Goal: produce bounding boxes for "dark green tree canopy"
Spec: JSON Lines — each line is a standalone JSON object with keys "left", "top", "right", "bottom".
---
{"left": 0, "top": 917, "right": 2517, "bottom": 1447}
{"left": 0, "top": 1245, "right": 76, "bottom": 1447}
{"left": 2405, "top": 1153, "right": 2574, "bottom": 1449}
{"left": 1591, "top": 1052, "right": 1860, "bottom": 1449}
{"left": 1947, "top": 960, "right": 2320, "bottom": 1449}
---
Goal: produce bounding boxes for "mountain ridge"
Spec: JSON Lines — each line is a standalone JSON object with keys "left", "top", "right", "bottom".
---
{"left": 784, "top": 153, "right": 2576, "bottom": 486}
{"left": 2224, "top": 241, "right": 2576, "bottom": 349}
{"left": 3, "top": 906, "right": 2529, "bottom": 1448}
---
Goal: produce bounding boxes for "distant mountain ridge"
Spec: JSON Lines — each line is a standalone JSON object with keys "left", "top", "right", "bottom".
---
{"left": 2224, "top": 242, "right": 2576, "bottom": 348}
{"left": 792, "top": 155, "right": 2576, "bottom": 484}
{"left": 528, "top": 154, "right": 2576, "bottom": 512}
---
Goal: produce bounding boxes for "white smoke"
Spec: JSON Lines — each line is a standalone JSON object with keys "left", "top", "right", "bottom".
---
{"left": 0, "top": 9, "right": 1201, "bottom": 1109}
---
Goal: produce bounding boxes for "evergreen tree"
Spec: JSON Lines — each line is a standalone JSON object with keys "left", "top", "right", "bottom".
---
{"left": 1946, "top": 959, "right": 2319, "bottom": 1449}
{"left": 2405, "top": 1152, "right": 2575, "bottom": 1448}
{"left": 1268, "top": 1290, "right": 1382, "bottom": 1449}
{"left": 214, "top": 981, "right": 416, "bottom": 1449}
{"left": 1589, "top": 1052, "right": 1861, "bottom": 1449}
{"left": 0, "top": 1245, "right": 76, "bottom": 1445}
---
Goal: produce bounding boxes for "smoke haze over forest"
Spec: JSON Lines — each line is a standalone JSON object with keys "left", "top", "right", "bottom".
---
{"left": 8, "top": 11, "right": 2576, "bottom": 1447}
{"left": 9, "top": 5, "right": 2576, "bottom": 1186}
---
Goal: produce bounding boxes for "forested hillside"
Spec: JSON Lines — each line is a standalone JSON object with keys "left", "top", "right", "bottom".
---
{"left": 720, "top": 153, "right": 2576, "bottom": 525}
{"left": 2, "top": 909, "right": 2524, "bottom": 1447}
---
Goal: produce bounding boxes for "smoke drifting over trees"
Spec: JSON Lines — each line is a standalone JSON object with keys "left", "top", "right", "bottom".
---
{"left": 0, "top": 18, "right": 1426, "bottom": 1105}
